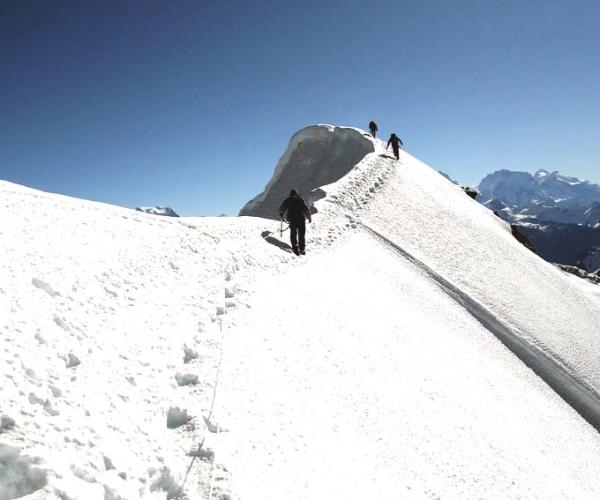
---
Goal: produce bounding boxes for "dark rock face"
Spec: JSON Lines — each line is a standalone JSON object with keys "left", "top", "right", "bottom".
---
{"left": 577, "top": 246, "right": 600, "bottom": 274}
{"left": 516, "top": 223, "right": 600, "bottom": 267}
{"left": 462, "top": 187, "right": 478, "bottom": 200}
{"left": 556, "top": 264, "right": 600, "bottom": 285}
{"left": 510, "top": 225, "right": 536, "bottom": 253}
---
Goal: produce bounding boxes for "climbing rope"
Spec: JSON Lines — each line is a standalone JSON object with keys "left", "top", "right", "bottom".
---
{"left": 279, "top": 218, "right": 289, "bottom": 237}
{"left": 177, "top": 315, "right": 226, "bottom": 498}
{"left": 207, "top": 421, "right": 221, "bottom": 500}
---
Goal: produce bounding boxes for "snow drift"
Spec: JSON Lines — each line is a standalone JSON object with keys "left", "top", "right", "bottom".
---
{"left": 2, "top": 125, "right": 600, "bottom": 499}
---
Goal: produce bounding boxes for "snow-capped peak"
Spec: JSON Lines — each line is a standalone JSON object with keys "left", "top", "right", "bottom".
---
{"left": 479, "top": 168, "right": 600, "bottom": 210}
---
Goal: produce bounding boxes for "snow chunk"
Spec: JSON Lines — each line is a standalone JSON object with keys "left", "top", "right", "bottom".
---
{"left": 0, "top": 445, "right": 47, "bottom": 500}
{"left": 175, "top": 373, "right": 198, "bottom": 386}
{"left": 150, "top": 466, "right": 182, "bottom": 499}
{"left": 66, "top": 353, "right": 81, "bottom": 368}
{"left": 31, "top": 278, "right": 60, "bottom": 297}
{"left": 166, "top": 407, "right": 192, "bottom": 429}
{"left": 0, "top": 416, "right": 15, "bottom": 433}
{"left": 239, "top": 124, "right": 375, "bottom": 219}
{"left": 183, "top": 345, "right": 199, "bottom": 364}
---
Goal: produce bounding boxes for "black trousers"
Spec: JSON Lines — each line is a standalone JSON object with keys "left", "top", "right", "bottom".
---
{"left": 392, "top": 145, "right": 399, "bottom": 159}
{"left": 289, "top": 220, "right": 306, "bottom": 250}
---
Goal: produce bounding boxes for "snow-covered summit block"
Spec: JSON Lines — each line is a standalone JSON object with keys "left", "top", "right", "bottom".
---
{"left": 239, "top": 125, "right": 375, "bottom": 219}
{"left": 136, "top": 206, "right": 179, "bottom": 217}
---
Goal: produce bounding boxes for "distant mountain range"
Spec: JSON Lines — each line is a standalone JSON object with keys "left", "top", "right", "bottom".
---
{"left": 477, "top": 169, "right": 600, "bottom": 274}
{"left": 135, "top": 206, "right": 179, "bottom": 217}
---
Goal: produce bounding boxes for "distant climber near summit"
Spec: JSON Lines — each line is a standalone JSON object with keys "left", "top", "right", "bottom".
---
{"left": 279, "top": 189, "right": 312, "bottom": 256}
{"left": 369, "top": 121, "right": 378, "bottom": 138}
{"left": 386, "top": 133, "right": 403, "bottom": 160}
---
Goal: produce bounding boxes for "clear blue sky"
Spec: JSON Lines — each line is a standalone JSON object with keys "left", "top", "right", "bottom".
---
{"left": 2, "top": 0, "right": 599, "bottom": 215}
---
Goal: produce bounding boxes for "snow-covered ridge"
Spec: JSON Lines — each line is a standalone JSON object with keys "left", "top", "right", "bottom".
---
{"left": 239, "top": 124, "right": 375, "bottom": 218}
{"left": 3, "top": 126, "right": 600, "bottom": 499}
{"left": 240, "top": 125, "right": 600, "bottom": 427}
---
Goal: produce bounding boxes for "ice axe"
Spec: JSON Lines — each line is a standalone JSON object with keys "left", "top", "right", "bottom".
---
{"left": 279, "top": 216, "right": 289, "bottom": 237}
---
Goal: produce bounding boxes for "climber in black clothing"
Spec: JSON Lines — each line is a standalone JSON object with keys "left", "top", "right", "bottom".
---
{"left": 278, "top": 189, "right": 312, "bottom": 256}
{"left": 386, "top": 133, "right": 403, "bottom": 160}
{"left": 369, "top": 121, "right": 378, "bottom": 138}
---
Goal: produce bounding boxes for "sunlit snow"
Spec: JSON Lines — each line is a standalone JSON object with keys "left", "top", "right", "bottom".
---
{"left": 2, "top": 126, "right": 600, "bottom": 499}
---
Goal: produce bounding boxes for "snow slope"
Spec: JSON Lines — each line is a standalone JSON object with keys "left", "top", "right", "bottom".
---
{"left": 2, "top": 125, "right": 600, "bottom": 499}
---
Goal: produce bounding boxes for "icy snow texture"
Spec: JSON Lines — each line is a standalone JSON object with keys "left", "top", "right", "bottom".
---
{"left": 166, "top": 407, "right": 192, "bottom": 429}
{"left": 2, "top": 125, "right": 600, "bottom": 499}
{"left": 239, "top": 124, "right": 374, "bottom": 218}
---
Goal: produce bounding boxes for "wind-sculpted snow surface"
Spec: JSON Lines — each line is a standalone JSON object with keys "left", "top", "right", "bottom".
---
{"left": 3, "top": 125, "right": 600, "bottom": 499}
{"left": 239, "top": 125, "right": 374, "bottom": 219}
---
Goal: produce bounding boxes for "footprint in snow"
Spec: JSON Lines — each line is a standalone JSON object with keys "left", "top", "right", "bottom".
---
{"left": 183, "top": 345, "right": 199, "bottom": 364}
{"left": 166, "top": 407, "right": 192, "bottom": 429}
{"left": 32, "top": 278, "right": 59, "bottom": 297}
{"left": 0, "top": 415, "right": 16, "bottom": 433}
{"left": 53, "top": 316, "right": 70, "bottom": 331}
{"left": 66, "top": 353, "right": 81, "bottom": 368}
{"left": 175, "top": 373, "right": 198, "bottom": 386}
{"left": 0, "top": 445, "right": 48, "bottom": 496}
{"left": 188, "top": 447, "right": 215, "bottom": 462}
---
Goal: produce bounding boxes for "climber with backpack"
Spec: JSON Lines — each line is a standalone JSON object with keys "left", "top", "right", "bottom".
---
{"left": 369, "top": 121, "right": 378, "bottom": 138}
{"left": 386, "top": 133, "right": 403, "bottom": 160}
{"left": 278, "top": 189, "right": 312, "bottom": 256}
